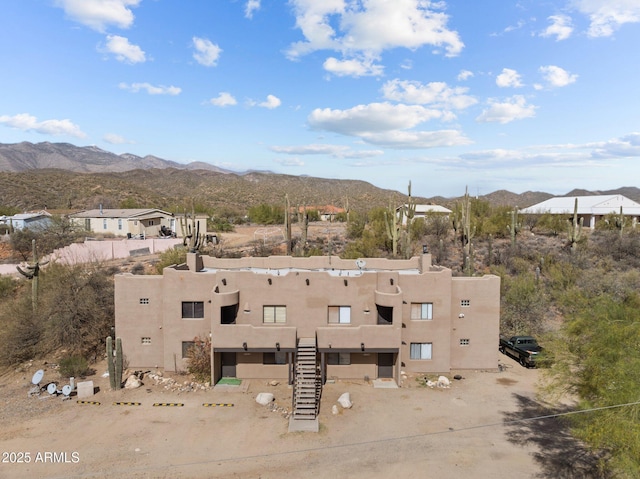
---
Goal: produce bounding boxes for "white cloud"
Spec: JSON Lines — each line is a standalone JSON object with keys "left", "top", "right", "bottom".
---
{"left": 119, "top": 82, "right": 181, "bottom": 95}
{"left": 539, "top": 65, "right": 578, "bottom": 87}
{"left": 476, "top": 95, "right": 537, "bottom": 124}
{"left": 590, "top": 132, "right": 640, "bottom": 158}
{"left": 259, "top": 95, "right": 281, "bottom": 109}
{"left": 274, "top": 157, "right": 305, "bottom": 166}
{"left": 457, "top": 70, "right": 474, "bottom": 81}
{"left": 103, "top": 133, "right": 133, "bottom": 144}
{"left": 104, "top": 35, "right": 145, "bottom": 63}
{"left": 286, "top": 0, "right": 464, "bottom": 71}
{"left": 400, "top": 59, "right": 413, "bottom": 70}
{"left": 358, "top": 129, "right": 472, "bottom": 149}
{"left": 496, "top": 68, "right": 523, "bottom": 88}
{"left": 540, "top": 14, "right": 574, "bottom": 41}
{"left": 382, "top": 79, "right": 477, "bottom": 110}
{"left": 309, "top": 102, "right": 443, "bottom": 135}
{"left": 323, "top": 57, "right": 384, "bottom": 77}
{"left": 0, "top": 113, "right": 86, "bottom": 138}
{"left": 55, "top": 0, "right": 140, "bottom": 32}
{"left": 270, "top": 144, "right": 383, "bottom": 159}
{"left": 571, "top": 0, "right": 640, "bottom": 37}
{"left": 192, "top": 37, "right": 222, "bottom": 67}
{"left": 209, "top": 92, "right": 237, "bottom": 107}
{"left": 307, "top": 102, "right": 470, "bottom": 149}
{"left": 245, "top": 0, "right": 261, "bottom": 19}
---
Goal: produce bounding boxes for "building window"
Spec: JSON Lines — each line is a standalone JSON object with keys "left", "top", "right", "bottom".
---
{"left": 460, "top": 339, "right": 470, "bottom": 346}
{"left": 411, "top": 303, "right": 433, "bottom": 320}
{"left": 410, "top": 342, "right": 432, "bottom": 360}
{"left": 118, "top": 219, "right": 123, "bottom": 230}
{"left": 221, "top": 304, "right": 238, "bottom": 324}
{"left": 328, "top": 306, "right": 351, "bottom": 324}
{"left": 141, "top": 337, "right": 151, "bottom": 345}
{"left": 84, "top": 218, "right": 91, "bottom": 231}
{"left": 327, "top": 353, "right": 351, "bottom": 365}
{"left": 103, "top": 218, "right": 107, "bottom": 230}
{"left": 263, "top": 352, "right": 287, "bottom": 364}
{"left": 139, "top": 298, "right": 149, "bottom": 305}
{"left": 149, "top": 220, "right": 155, "bottom": 226}
{"left": 461, "top": 299, "right": 470, "bottom": 307}
{"left": 182, "top": 301, "right": 204, "bottom": 319}
{"left": 376, "top": 305, "right": 393, "bottom": 325}
{"left": 182, "top": 341, "right": 195, "bottom": 359}
{"left": 263, "top": 306, "right": 286, "bottom": 323}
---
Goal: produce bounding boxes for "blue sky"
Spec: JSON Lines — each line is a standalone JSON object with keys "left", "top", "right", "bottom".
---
{"left": 1, "top": 1, "right": 639, "bottom": 198}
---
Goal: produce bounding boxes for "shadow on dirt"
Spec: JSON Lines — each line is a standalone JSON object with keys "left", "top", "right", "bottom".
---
{"left": 503, "top": 394, "right": 610, "bottom": 479}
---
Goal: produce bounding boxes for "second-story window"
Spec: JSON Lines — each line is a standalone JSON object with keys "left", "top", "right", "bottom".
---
{"left": 411, "top": 303, "right": 433, "bottom": 320}
{"left": 182, "top": 301, "right": 204, "bottom": 319}
{"left": 461, "top": 299, "right": 471, "bottom": 307}
{"left": 328, "top": 306, "right": 351, "bottom": 324}
{"left": 263, "top": 306, "right": 286, "bottom": 323}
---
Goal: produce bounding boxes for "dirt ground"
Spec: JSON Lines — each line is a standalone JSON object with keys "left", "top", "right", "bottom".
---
{"left": 0, "top": 354, "right": 588, "bottom": 479}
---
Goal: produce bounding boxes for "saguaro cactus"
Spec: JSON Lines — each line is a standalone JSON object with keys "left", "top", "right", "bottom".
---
{"left": 16, "top": 239, "right": 48, "bottom": 311}
{"left": 507, "top": 207, "right": 521, "bottom": 247}
{"left": 454, "top": 187, "right": 475, "bottom": 275}
{"left": 615, "top": 206, "right": 626, "bottom": 238}
{"left": 403, "top": 181, "right": 417, "bottom": 259}
{"left": 384, "top": 199, "right": 403, "bottom": 257}
{"left": 296, "top": 202, "right": 309, "bottom": 256}
{"left": 567, "top": 198, "right": 583, "bottom": 251}
{"left": 284, "top": 194, "right": 292, "bottom": 255}
{"left": 180, "top": 201, "right": 205, "bottom": 253}
{"left": 107, "top": 336, "right": 123, "bottom": 390}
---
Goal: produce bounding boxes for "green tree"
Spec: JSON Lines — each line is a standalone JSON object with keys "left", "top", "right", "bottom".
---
{"left": 542, "top": 293, "right": 640, "bottom": 477}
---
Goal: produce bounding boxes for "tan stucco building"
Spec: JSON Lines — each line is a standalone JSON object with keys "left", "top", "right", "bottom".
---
{"left": 115, "top": 252, "right": 500, "bottom": 390}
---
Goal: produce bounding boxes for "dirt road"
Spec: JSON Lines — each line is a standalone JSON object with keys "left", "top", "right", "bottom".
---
{"left": 0, "top": 355, "right": 582, "bottom": 479}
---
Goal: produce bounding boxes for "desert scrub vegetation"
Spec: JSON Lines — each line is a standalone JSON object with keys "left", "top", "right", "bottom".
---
{"left": 0, "top": 261, "right": 116, "bottom": 366}
{"left": 185, "top": 335, "right": 211, "bottom": 382}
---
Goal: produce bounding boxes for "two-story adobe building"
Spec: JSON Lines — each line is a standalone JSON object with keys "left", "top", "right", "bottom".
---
{"left": 115, "top": 252, "right": 500, "bottom": 387}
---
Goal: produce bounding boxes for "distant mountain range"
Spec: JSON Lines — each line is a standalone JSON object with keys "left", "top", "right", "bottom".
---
{"left": 0, "top": 141, "right": 233, "bottom": 174}
{"left": 0, "top": 141, "right": 638, "bottom": 212}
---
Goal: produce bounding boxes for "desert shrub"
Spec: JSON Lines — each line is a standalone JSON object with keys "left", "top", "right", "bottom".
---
{"left": 185, "top": 336, "right": 211, "bottom": 382}
{"left": 0, "top": 295, "right": 43, "bottom": 365}
{"left": 59, "top": 355, "right": 91, "bottom": 378}
{"left": 130, "top": 262, "right": 146, "bottom": 275}
{"left": 0, "top": 274, "right": 18, "bottom": 299}
{"left": 155, "top": 246, "right": 188, "bottom": 273}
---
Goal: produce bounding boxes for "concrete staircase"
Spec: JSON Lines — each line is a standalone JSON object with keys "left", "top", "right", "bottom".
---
{"left": 292, "top": 337, "right": 321, "bottom": 420}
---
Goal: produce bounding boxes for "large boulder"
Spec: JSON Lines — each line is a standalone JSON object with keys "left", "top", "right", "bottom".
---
{"left": 255, "top": 392, "right": 274, "bottom": 405}
{"left": 437, "top": 376, "right": 450, "bottom": 388}
{"left": 124, "top": 375, "right": 142, "bottom": 389}
{"left": 337, "top": 392, "right": 352, "bottom": 409}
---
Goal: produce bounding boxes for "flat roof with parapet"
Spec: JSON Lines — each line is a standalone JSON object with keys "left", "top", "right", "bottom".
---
{"left": 200, "top": 266, "right": 421, "bottom": 276}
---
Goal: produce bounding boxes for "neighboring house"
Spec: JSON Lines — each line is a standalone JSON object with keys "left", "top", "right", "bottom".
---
{"left": 0, "top": 210, "right": 52, "bottom": 231}
{"left": 115, "top": 252, "right": 500, "bottom": 389}
{"left": 397, "top": 204, "right": 452, "bottom": 225}
{"left": 317, "top": 205, "right": 345, "bottom": 222}
{"left": 69, "top": 208, "right": 207, "bottom": 238}
{"left": 520, "top": 195, "right": 640, "bottom": 229}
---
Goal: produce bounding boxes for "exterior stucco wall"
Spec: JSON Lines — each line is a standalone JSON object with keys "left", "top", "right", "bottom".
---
{"left": 449, "top": 275, "right": 501, "bottom": 370}
{"left": 114, "top": 253, "right": 501, "bottom": 380}
{"left": 114, "top": 275, "right": 166, "bottom": 368}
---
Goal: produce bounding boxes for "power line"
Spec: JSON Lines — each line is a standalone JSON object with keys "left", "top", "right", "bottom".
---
{"left": 58, "top": 399, "right": 640, "bottom": 479}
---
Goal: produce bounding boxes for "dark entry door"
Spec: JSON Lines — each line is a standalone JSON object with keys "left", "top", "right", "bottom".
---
{"left": 221, "top": 352, "right": 237, "bottom": 377}
{"left": 378, "top": 353, "right": 394, "bottom": 378}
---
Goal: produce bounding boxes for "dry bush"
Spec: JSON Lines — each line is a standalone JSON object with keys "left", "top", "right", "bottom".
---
{"left": 185, "top": 336, "right": 211, "bottom": 382}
